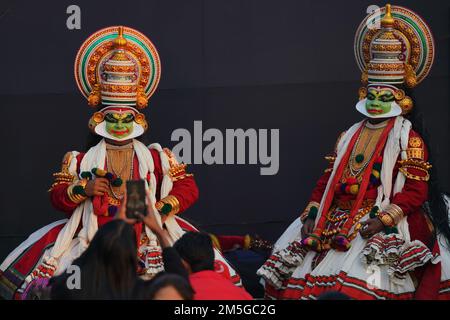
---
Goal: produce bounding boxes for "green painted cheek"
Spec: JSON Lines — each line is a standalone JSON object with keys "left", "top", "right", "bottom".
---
{"left": 365, "top": 99, "right": 392, "bottom": 115}
{"left": 105, "top": 121, "right": 134, "bottom": 138}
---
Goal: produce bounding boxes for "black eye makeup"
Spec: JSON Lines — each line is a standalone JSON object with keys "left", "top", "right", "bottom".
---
{"left": 367, "top": 93, "right": 376, "bottom": 100}
{"left": 122, "top": 114, "right": 135, "bottom": 123}
{"left": 379, "top": 93, "right": 394, "bottom": 102}
{"left": 105, "top": 114, "right": 118, "bottom": 123}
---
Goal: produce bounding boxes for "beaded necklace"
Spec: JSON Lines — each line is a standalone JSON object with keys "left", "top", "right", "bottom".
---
{"left": 348, "top": 122, "right": 386, "bottom": 178}
{"left": 106, "top": 143, "right": 135, "bottom": 200}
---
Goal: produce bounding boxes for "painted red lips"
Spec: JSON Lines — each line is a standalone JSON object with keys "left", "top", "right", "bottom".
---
{"left": 367, "top": 108, "right": 384, "bottom": 114}
{"left": 110, "top": 128, "right": 130, "bottom": 136}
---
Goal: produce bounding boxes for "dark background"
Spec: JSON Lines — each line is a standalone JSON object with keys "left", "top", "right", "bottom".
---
{"left": 0, "top": 0, "right": 448, "bottom": 261}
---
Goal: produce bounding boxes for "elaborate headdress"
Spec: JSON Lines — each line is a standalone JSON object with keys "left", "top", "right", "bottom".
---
{"left": 354, "top": 4, "right": 434, "bottom": 117}
{"left": 74, "top": 26, "right": 161, "bottom": 140}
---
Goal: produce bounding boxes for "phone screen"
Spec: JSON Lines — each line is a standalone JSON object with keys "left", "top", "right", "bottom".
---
{"left": 126, "top": 180, "right": 147, "bottom": 219}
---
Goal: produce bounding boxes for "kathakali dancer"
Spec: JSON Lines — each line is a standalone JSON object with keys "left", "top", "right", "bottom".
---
{"left": 257, "top": 4, "right": 450, "bottom": 299}
{"left": 0, "top": 26, "right": 241, "bottom": 299}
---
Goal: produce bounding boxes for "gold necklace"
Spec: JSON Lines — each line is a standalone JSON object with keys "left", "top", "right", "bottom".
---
{"left": 106, "top": 148, "right": 135, "bottom": 200}
{"left": 348, "top": 126, "right": 384, "bottom": 177}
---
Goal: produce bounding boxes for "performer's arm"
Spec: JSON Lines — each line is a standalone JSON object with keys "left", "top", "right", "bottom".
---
{"left": 386, "top": 131, "right": 430, "bottom": 222}
{"left": 49, "top": 152, "right": 87, "bottom": 215}
{"left": 151, "top": 148, "right": 199, "bottom": 216}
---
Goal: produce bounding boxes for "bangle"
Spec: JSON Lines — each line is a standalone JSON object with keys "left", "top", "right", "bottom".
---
{"left": 300, "top": 201, "right": 320, "bottom": 223}
{"left": 377, "top": 212, "right": 395, "bottom": 227}
{"left": 384, "top": 203, "right": 404, "bottom": 224}
{"left": 67, "top": 183, "right": 87, "bottom": 204}
{"left": 160, "top": 195, "right": 180, "bottom": 215}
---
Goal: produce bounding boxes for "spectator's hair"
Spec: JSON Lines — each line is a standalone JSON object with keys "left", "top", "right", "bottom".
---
{"left": 173, "top": 232, "right": 215, "bottom": 273}
{"left": 317, "top": 291, "right": 351, "bottom": 300}
{"left": 136, "top": 273, "right": 194, "bottom": 300}
{"left": 51, "top": 219, "right": 138, "bottom": 300}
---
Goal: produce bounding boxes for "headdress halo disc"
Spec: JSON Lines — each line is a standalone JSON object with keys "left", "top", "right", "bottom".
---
{"left": 74, "top": 26, "right": 161, "bottom": 103}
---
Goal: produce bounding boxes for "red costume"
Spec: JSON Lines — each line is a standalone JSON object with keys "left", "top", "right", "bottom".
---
{"left": 0, "top": 26, "right": 242, "bottom": 300}
{"left": 257, "top": 5, "right": 448, "bottom": 300}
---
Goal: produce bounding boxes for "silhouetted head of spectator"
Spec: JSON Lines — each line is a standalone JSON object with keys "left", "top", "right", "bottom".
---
{"left": 173, "top": 232, "right": 214, "bottom": 274}
{"left": 136, "top": 273, "right": 194, "bottom": 300}
{"left": 51, "top": 219, "right": 138, "bottom": 300}
{"left": 317, "top": 291, "right": 351, "bottom": 300}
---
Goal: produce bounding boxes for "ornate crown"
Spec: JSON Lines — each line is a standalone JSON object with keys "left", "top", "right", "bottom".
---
{"left": 354, "top": 4, "right": 434, "bottom": 88}
{"left": 74, "top": 26, "right": 161, "bottom": 109}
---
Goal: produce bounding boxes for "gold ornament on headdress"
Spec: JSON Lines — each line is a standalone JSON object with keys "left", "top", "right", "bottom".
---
{"left": 398, "top": 96, "right": 414, "bottom": 115}
{"left": 88, "top": 111, "right": 105, "bottom": 132}
{"left": 88, "top": 83, "right": 101, "bottom": 107}
{"left": 404, "top": 63, "right": 418, "bottom": 89}
{"left": 358, "top": 87, "right": 367, "bottom": 100}
{"left": 75, "top": 26, "right": 161, "bottom": 108}
{"left": 381, "top": 4, "right": 395, "bottom": 27}
{"left": 136, "top": 85, "right": 148, "bottom": 109}
{"left": 354, "top": 4, "right": 435, "bottom": 88}
{"left": 134, "top": 113, "right": 149, "bottom": 131}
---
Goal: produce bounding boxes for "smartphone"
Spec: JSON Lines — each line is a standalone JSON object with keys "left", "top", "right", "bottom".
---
{"left": 126, "top": 180, "right": 147, "bottom": 219}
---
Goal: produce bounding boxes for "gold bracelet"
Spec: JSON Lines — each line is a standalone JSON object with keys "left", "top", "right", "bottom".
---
{"left": 384, "top": 203, "right": 404, "bottom": 224}
{"left": 378, "top": 212, "right": 395, "bottom": 227}
{"left": 300, "top": 201, "right": 320, "bottom": 222}
{"left": 66, "top": 183, "right": 87, "bottom": 204}
{"left": 161, "top": 195, "right": 180, "bottom": 215}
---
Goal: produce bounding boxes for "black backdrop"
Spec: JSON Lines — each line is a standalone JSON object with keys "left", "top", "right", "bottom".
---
{"left": 0, "top": 0, "right": 448, "bottom": 261}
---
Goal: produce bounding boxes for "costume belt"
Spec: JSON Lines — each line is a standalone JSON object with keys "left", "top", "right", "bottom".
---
{"left": 333, "top": 199, "right": 375, "bottom": 211}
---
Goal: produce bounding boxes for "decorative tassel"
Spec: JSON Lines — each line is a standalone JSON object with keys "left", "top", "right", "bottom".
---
{"left": 72, "top": 185, "right": 86, "bottom": 196}
{"left": 91, "top": 167, "right": 107, "bottom": 177}
{"left": 301, "top": 234, "right": 322, "bottom": 252}
{"left": 112, "top": 177, "right": 123, "bottom": 187}
{"left": 331, "top": 233, "right": 351, "bottom": 251}
{"left": 369, "top": 206, "right": 380, "bottom": 219}
{"left": 80, "top": 171, "right": 93, "bottom": 180}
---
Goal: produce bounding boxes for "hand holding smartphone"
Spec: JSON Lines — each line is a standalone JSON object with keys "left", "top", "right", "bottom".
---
{"left": 125, "top": 180, "right": 147, "bottom": 220}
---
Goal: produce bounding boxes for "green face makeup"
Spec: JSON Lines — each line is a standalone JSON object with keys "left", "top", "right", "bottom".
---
{"left": 105, "top": 112, "right": 134, "bottom": 139}
{"left": 365, "top": 89, "right": 394, "bottom": 115}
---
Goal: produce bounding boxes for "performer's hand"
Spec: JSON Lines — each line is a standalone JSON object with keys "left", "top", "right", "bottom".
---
{"left": 85, "top": 178, "right": 109, "bottom": 197}
{"left": 115, "top": 193, "right": 138, "bottom": 225}
{"left": 301, "top": 219, "right": 315, "bottom": 239}
{"left": 359, "top": 218, "right": 384, "bottom": 239}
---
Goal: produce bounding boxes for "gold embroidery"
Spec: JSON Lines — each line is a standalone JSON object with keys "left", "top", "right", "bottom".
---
{"left": 160, "top": 195, "right": 180, "bottom": 215}
{"left": 409, "top": 137, "right": 422, "bottom": 148}
{"left": 49, "top": 152, "right": 75, "bottom": 191}
{"left": 164, "top": 148, "right": 193, "bottom": 182}
{"left": 406, "top": 136, "right": 424, "bottom": 159}
{"left": 398, "top": 158, "right": 431, "bottom": 181}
